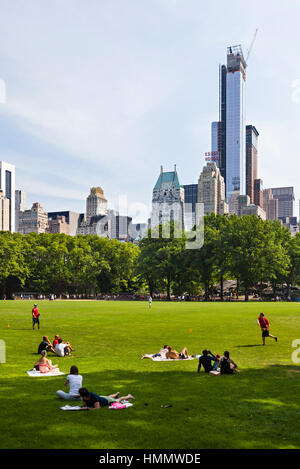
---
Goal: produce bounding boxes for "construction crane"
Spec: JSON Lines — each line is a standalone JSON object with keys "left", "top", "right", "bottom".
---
{"left": 245, "top": 28, "right": 258, "bottom": 67}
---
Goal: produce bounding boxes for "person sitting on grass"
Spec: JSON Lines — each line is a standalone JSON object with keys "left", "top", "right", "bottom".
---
{"left": 219, "top": 351, "right": 240, "bottom": 375}
{"left": 78, "top": 388, "right": 135, "bottom": 410}
{"left": 53, "top": 334, "right": 60, "bottom": 348}
{"left": 34, "top": 350, "right": 59, "bottom": 373}
{"left": 56, "top": 365, "right": 82, "bottom": 400}
{"left": 166, "top": 346, "right": 190, "bottom": 360}
{"left": 55, "top": 338, "right": 74, "bottom": 357}
{"left": 37, "top": 336, "right": 56, "bottom": 354}
{"left": 197, "top": 350, "right": 220, "bottom": 373}
{"left": 141, "top": 345, "right": 169, "bottom": 360}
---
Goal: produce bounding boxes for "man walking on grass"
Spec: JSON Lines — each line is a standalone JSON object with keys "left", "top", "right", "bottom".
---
{"left": 257, "top": 313, "right": 277, "bottom": 346}
{"left": 32, "top": 303, "right": 40, "bottom": 330}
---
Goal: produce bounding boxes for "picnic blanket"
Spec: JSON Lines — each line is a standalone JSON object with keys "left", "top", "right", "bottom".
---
{"left": 27, "top": 369, "right": 65, "bottom": 377}
{"left": 61, "top": 403, "right": 133, "bottom": 411}
{"left": 143, "top": 354, "right": 196, "bottom": 362}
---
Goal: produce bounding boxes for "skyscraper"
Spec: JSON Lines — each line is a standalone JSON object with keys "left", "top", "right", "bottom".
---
{"left": 254, "top": 179, "right": 263, "bottom": 207}
{"left": 86, "top": 187, "right": 108, "bottom": 223}
{"left": 226, "top": 46, "right": 246, "bottom": 201}
{"left": 184, "top": 184, "right": 198, "bottom": 230}
{"left": 263, "top": 189, "right": 278, "bottom": 221}
{"left": 0, "top": 161, "right": 15, "bottom": 232}
{"left": 270, "top": 187, "right": 295, "bottom": 218}
{"left": 246, "top": 126, "right": 259, "bottom": 203}
{"left": 198, "top": 162, "right": 228, "bottom": 215}
{"left": 15, "top": 190, "right": 27, "bottom": 233}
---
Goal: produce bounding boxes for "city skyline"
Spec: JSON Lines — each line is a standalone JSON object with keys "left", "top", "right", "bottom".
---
{"left": 0, "top": 1, "right": 300, "bottom": 220}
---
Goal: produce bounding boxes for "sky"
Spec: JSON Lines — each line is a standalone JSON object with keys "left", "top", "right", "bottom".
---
{"left": 0, "top": 0, "right": 300, "bottom": 222}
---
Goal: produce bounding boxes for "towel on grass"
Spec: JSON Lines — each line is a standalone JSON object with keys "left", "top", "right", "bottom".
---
{"left": 61, "top": 405, "right": 82, "bottom": 411}
{"left": 61, "top": 403, "right": 133, "bottom": 411}
{"left": 143, "top": 354, "right": 196, "bottom": 362}
{"left": 27, "top": 369, "right": 65, "bottom": 377}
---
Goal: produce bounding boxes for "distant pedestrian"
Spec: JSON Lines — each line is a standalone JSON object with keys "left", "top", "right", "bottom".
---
{"left": 32, "top": 304, "right": 40, "bottom": 330}
{"left": 149, "top": 296, "right": 152, "bottom": 309}
{"left": 257, "top": 313, "right": 278, "bottom": 346}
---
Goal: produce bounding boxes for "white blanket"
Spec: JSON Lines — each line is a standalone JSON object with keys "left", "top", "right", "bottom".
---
{"left": 143, "top": 354, "right": 196, "bottom": 362}
{"left": 61, "top": 403, "right": 133, "bottom": 411}
{"left": 27, "top": 369, "right": 65, "bottom": 377}
{"left": 61, "top": 405, "right": 82, "bottom": 411}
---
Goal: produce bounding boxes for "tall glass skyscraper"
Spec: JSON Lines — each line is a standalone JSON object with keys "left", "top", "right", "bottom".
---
{"left": 226, "top": 45, "right": 246, "bottom": 201}
{"left": 211, "top": 48, "right": 246, "bottom": 201}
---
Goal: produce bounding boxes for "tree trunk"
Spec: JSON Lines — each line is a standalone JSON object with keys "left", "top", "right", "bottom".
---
{"left": 220, "top": 274, "right": 224, "bottom": 301}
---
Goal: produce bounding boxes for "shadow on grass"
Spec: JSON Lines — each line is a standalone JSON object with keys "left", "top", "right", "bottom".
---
{"left": 235, "top": 344, "right": 263, "bottom": 348}
{"left": 1, "top": 365, "right": 300, "bottom": 449}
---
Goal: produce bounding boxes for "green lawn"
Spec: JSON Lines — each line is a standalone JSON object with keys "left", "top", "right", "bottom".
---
{"left": 0, "top": 300, "right": 299, "bottom": 449}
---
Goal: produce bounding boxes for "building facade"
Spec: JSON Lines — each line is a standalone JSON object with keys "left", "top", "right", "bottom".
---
{"left": 225, "top": 46, "right": 246, "bottom": 201}
{"left": 270, "top": 187, "right": 295, "bottom": 218}
{"left": 0, "top": 161, "right": 15, "bottom": 232}
{"left": 246, "top": 125, "right": 259, "bottom": 203}
{"left": 241, "top": 204, "right": 266, "bottom": 220}
{"left": 184, "top": 184, "right": 198, "bottom": 230}
{"left": 263, "top": 189, "right": 278, "bottom": 221}
{"left": 152, "top": 166, "right": 185, "bottom": 229}
{"left": 48, "top": 211, "right": 80, "bottom": 236}
{"left": 47, "top": 215, "right": 70, "bottom": 235}
{"left": 15, "top": 190, "right": 27, "bottom": 233}
{"left": 78, "top": 187, "right": 109, "bottom": 236}
{"left": 18, "top": 202, "right": 48, "bottom": 235}
{"left": 198, "top": 162, "right": 228, "bottom": 215}
{"left": 254, "top": 178, "right": 263, "bottom": 207}
{"left": 86, "top": 187, "right": 108, "bottom": 222}
{"left": 0, "top": 190, "right": 10, "bottom": 231}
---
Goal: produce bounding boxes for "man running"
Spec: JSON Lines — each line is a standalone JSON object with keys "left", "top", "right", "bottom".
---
{"left": 32, "top": 304, "right": 40, "bottom": 330}
{"left": 257, "top": 313, "right": 277, "bottom": 346}
{"left": 149, "top": 296, "right": 152, "bottom": 309}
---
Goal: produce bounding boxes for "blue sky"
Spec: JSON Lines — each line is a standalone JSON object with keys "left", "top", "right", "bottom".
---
{"left": 0, "top": 0, "right": 300, "bottom": 222}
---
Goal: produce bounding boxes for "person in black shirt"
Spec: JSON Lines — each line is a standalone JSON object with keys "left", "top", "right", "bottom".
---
{"left": 37, "top": 336, "right": 56, "bottom": 354}
{"left": 78, "top": 388, "right": 135, "bottom": 410}
{"left": 197, "top": 350, "right": 219, "bottom": 373}
{"left": 219, "top": 351, "right": 240, "bottom": 375}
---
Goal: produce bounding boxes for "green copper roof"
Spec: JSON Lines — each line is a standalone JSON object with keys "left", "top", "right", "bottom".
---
{"left": 154, "top": 171, "right": 181, "bottom": 190}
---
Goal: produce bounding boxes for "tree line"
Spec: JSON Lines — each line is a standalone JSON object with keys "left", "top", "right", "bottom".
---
{"left": 1, "top": 214, "right": 300, "bottom": 300}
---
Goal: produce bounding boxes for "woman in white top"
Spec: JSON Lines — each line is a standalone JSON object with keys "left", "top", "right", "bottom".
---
{"left": 56, "top": 365, "right": 82, "bottom": 400}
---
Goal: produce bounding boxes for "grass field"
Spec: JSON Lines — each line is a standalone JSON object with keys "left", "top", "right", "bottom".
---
{"left": 0, "top": 300, "right": 299, "bottom": 449}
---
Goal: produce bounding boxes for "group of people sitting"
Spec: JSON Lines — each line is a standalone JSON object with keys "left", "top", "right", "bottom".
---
{"left": 37, "top": 335, "right": 74, "bottom": 357}
{"left": 141, "top": 345, "right": 240, "bottom": 375}
{"left": 197, "top": 349, "right": 240, "bottom": 375}
{"left": 56, "top": 365, "right": 134, "bottom": 410}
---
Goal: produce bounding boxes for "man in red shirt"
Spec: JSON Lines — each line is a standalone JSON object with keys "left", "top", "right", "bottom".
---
{"left": 257, "top": 313, "right": 277, "bottom": 345}
{"left": 32, "top": 304, "right": 40, "bottom": 330}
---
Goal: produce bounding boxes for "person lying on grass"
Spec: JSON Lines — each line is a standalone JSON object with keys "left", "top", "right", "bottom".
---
{"left": 141, "top": 345, "right": 170, "bottom": 360}
{"left": 56, "top": 365, "right": 82, "bottom": 400}
{"left": 219, "top": 351, "right": 240, "bottom": 375}
{"left": 37, "top": 336, "right": 56, "bottom": 354}
{"left": 166, "top": 346, "right": 190, "bottom": 360}
{"left": 197, "top": 350, "right": 220, "bottom": 373}
{"left": 78, "top": 388, "right": 134, "bottom": 410}
{"left": 34, "top": 350, "right": 59, "bottom": 373}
